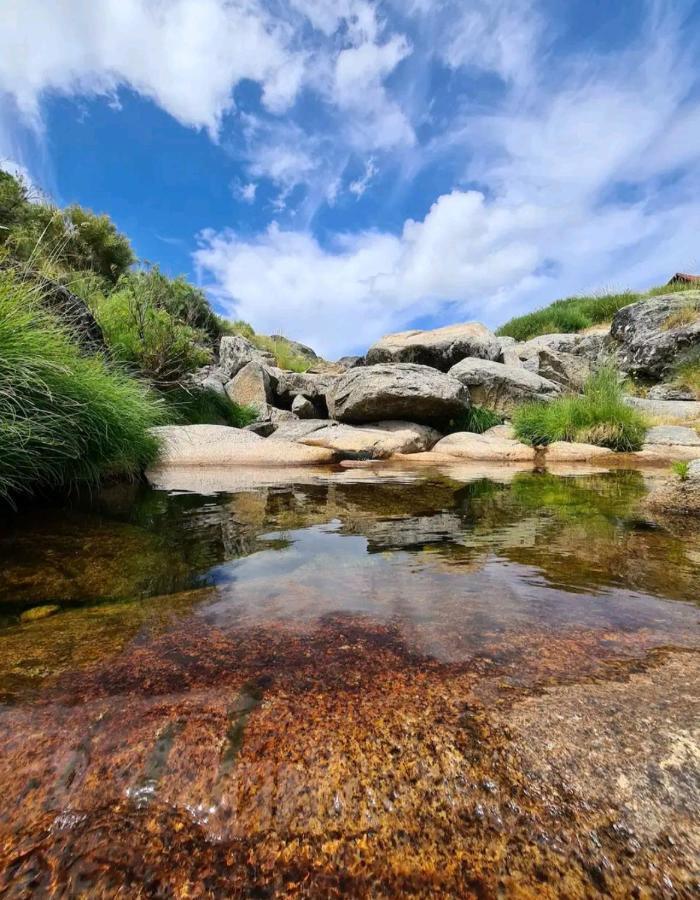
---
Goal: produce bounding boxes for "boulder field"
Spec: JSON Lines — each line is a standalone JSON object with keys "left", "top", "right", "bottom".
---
{"left": 153, "top": 292, "right": 700, "bottom": 472}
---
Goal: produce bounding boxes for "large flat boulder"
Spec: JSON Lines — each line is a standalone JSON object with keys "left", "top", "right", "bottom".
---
{"left": 432, "top": 431, "right": 537, "bottom": 461}
{"left": 624, "top": 397, "right": 700, "bottom": 421}
{"left": 327, "top": 364, "right": 470, "bottom": 425}
{"left": 448, "top": 358, "right": 560, "bottom": 414}
{"left": 151, "top": 425, "right": 336, "bottom": 467}
{"left": 517, "top": 332, "right": 610, "bottom": 368}
{"left": 366, "top": 323, "right": 500, "bottom": 371}
{"left": 300, "top": 421, "right": 441, "bottom": 459}
{"left": 543, "top": 442, "right": 613, "bottom": 461}
{"left": 644, "top": 425, "right": 700, "bottom": 447}
{"left": 269, "top": 419, "right": 330, "bottom": 441}
{"left": 611, "top": 291, "right": 700, "bottom": 378}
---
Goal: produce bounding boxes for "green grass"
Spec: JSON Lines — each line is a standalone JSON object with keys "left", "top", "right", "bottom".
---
{"left": 449, "top": 406, "right": 503, "bottom": 434}
{"left": 164, "top": 387, "right": 258, "bottom": 428}
{"left": 671, "top": 461, "right": 690, "bottom": 481}
{"left": 0, "top": 272, "right": 165, "bottom": 505}
{"left": 512, "top": 366, "right": 648, "bottom": 452}
{"left": 497, "top": 282, "right": 699, "bottom": 342}
{"left": 221, "top": 319, "right": 312, "bottom": 372}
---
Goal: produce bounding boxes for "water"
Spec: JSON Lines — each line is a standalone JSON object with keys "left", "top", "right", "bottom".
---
{"left": 0, "top": 466, "right": 698, "bottom": 896}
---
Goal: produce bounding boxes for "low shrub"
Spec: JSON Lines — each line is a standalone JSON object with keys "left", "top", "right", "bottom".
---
{"left": 222, "top": 320, "right": 312, "bottom": 372}
{"left": 95, "top": 284, "right": 211, "bottom": 385}
{"left": 449, "top": 406, "right": 503, "bottom": 434}
{"left": 512, "top": 366, "right": 648, "bottom": 452}
{"left": 164, "top": 387, "right": 258, "bottom": 428}
{"left": 0, "top": 272, "right": 165, "bottom": 505}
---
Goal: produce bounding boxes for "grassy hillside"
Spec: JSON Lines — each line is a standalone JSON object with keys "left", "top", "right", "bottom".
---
{"left": 497, "top": 282, "right": 697, "bottom": 342}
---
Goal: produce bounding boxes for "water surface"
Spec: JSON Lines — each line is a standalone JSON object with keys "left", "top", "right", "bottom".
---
{"left": 0, "top": 466, "right": 698, "bottom": 896}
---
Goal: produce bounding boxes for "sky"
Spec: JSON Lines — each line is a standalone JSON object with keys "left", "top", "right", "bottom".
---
{"left": 1, "top": 0, "right": 700, "bottom": 358}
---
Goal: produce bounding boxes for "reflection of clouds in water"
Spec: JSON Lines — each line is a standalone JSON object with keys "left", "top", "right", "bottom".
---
{"left": 198, "top": 524, "right": 698, "bottom": 664}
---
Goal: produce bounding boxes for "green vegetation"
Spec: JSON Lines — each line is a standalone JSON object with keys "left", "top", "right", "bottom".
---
{"left": 670, "top": 355, "right": 700, "bottom": 398}
{"left": 497, "top": 281, "right": 698, "bottom": 342}
{"left": 0, "top": 271, "right": 164, "bottom": 505}
{"left": 0, "top": 171, "right": 263, "bottom": 506}
{"left": 449, "top": 406, "right": 503, "bottom": 434}
{"left": 671, "top": 461, "right": 690, "bottom": 481}
{"left": 165, "top": 387, "right": 257, "bottom": 428}
{"left": 512, "top": 367, "right": 648, "bottom": 452}
{"left": 222, "top": 319, "right": 312, "bottom": 372}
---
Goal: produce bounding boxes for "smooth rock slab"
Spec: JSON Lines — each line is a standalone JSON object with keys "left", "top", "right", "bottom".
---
{"left": 150, "top": 425, "right": 336, "bottom": 467}
{"left": 644, "top": 425, "right": 700, "bottom": 447}
{"left": 300, "top": 421, "right": 441, "bottom": 459}
{"left": 448, "top": 358, "right": 560, "bottom": 415}
{"left": 327, "top": 364, "right": 470, "bottom": 425}
{"left": 543, "top": 442, "right": 613, "bottom": 461}
{"left": 624, "top": 396, "right": 700, "bottom": 421}
{"left": 366, "top": 322, "right": 501, "bottom": 371}
{"left": 432, "top": 432, "right": 537, "bottom": 461}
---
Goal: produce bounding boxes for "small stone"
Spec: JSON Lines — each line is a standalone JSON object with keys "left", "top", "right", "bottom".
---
{"left": 20, "top": 604, "right": 60, "bottom": 623}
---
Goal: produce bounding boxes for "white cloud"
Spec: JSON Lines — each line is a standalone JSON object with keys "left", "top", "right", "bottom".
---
{"left": 0, "top": 0, "right": 304, "bottom": 135}
{"left": 348, "top": 158, "right": 377, "bottom": 197}
{"left": 232, "top": 181, "right": 257, "bottom": 203}
{"left": 195, "top": 2, "right": 700, "bottom": 357}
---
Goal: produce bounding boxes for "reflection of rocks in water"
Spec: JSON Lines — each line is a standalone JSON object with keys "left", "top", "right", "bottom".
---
{"left": 364, "top": 511, "right": 465, "bottom": 551}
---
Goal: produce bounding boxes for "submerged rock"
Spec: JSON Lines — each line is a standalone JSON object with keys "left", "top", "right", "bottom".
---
{"left": 327, "top": 364, "right": 470, "bottom": 425}
{"left": 448, "top": 358, "right": 560, "bottom": 415}
{"left": 366, "top": 322, "right": 501, "bottom": 371}
{"left": 19, "top": 604, "right": 60, "bottom": 623}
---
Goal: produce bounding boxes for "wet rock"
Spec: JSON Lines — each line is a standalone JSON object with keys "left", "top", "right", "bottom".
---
{"left": 327, "top": 364, "right": 470, "bottom": 426}
{"left": 611, "top": 291, "right": 700, "bottom": 378}
{"left": 645, "top": 477, "right": 700, "bottom": 516}
{"left": 366, "top": 322, "right": 501, "bottom": 371}
{"left": 149, "top": 425, "right": 336, "bottom": 467}
{"left": 644, "top": 426, "right": 700, "bottom": 447}
{"left": 300, "top": 421, "right": 441, "bottom": 459}
{"left": 432, "top": 431, "right": 537, "bottom": 461}
{"left": 225, "top": 361, "right": 273, "bottom": 416}
{"left": 292, "top": 394, "right": 317, "bottom": 419}
{"left": 448, "top": 358, "right": 560, "bottom": 415}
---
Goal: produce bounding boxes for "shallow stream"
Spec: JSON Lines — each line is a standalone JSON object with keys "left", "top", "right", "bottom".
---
{"left": 0, "top": 465, "right": 698, "bottom": 896}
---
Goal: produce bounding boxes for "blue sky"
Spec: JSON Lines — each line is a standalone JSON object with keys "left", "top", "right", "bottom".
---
{"left": 2, "top": 0, "right": 700, "bottom": 357}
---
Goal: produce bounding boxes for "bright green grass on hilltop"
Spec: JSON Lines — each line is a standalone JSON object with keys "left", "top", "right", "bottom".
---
{"left": 512, "top": 366, "right": 648, "bottom": 452}
{"left": 497, "top": 282, "right": 698, "bottom": 342}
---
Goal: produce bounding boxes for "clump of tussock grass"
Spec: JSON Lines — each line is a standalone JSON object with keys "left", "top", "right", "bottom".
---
{"left": 512, "top": 366, "right": 648, "bottom": 452}
{"left": 448, "top": 406, "right": 503, "bottom": 434}
{"left": 164, "top": 387, "right": 258, "bottom": 428}
{"left": 0, "top": 271, "right": 165, "bottom": 505}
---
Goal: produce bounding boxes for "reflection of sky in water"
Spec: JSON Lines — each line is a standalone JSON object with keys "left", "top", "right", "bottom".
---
{"left": 199, "top": 522, "right": 698, "bottom": 664}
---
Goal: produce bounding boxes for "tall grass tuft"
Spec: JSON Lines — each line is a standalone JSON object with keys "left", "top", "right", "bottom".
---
{"left": 0, "top": 271, "right": 165, "bottom": 505}
{"left": 512, "top": 366, "right": 648, "bottom": 452}
{"left": 164, "top": 387, "right": 258, "bottom": 428}
{"left": 449, "top": 406, "right": 503, "bottom": 434}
